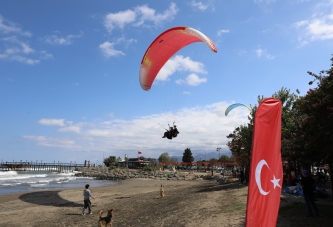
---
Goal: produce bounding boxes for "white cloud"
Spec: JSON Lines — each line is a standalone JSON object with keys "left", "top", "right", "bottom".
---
{"left": 256, "top": 48, "right": 263, "bottom": 57}
{"left": 217, "top": 29, "right": 229, "bottom": 37}
{"left": 38, "top": 118, "right": 66, "bottom": 127}
{"left": 40, "top": 50, "right": 53, "bottom": 60}
{"left": 42, "top": 33, "right": 82, "bottom": 45}
{"left": 134, "top": 3, "right": 178, "bottom": 26}
{"left": 157, "top": 55, "right": 206, "bottom": 81}
{"left": 115, "top": 36, "right": 137, "bottom": 46}
{"left": 294, "top": 20, "right": 309, "bottom": 27}
{"left": 190, "top": 1, "right": 210, "bottom": 11}
{"left": 294, "top": 2, "right": 333, "bottom": 45}
{"left": 0, "top": 16, "right": 51, "bottom": 65}
{"left": 104, "top": 3, "right": 178, "bottom": 33}
{"left": 9, "top": 55, "right": 40, "bottom": 65}
{"left": 0, "top": 14, "right": 32, "bottom": 37}
{"left": 99, "top": 41, "right": 125, "bottom": 58}
{"left": 21, "top": 43, "right": 34, "bottom": 54}
{"left": 58, "top": 126, "right": 81, "bottom": 134}
{"left": 104, "top": 9, "right": 136, "bottom": 32}
{"left": 23, "top": 135, "right": 79, "bottom": 148}
{"left": 306, "top": 17, "right": 333, "bottom": 40}
{"left": 0, "top": 37, "right": 39, "bottom": 64}
{"left": 186, "top": 73, "right": 207, "bottom": 86}
{"left": 23, "top": 101, "right": 250, "bottom": 158}
{"left": 255, "top": 46, "right": 275, "bottom": 59}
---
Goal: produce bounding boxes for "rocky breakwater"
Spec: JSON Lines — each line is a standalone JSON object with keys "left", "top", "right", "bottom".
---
{"left": 75, "top": 167, "right": 230, "bottom": 183}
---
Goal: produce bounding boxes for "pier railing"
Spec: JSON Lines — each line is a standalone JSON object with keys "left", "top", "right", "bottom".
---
{"left": 0, "top": 161, "right": 86, "bottom": 172}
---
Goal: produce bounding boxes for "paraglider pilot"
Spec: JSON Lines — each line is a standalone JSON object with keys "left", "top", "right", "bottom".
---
{"left": 162, "top": 124, "right": 179, "bottom": 139}
{"left": 173, "top": 125, "right": 179, "bottom": 137}
{"left": 162, "top": 126, "right": 174, "bottom": 139}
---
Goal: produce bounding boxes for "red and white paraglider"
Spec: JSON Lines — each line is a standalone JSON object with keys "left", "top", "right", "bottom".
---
{"left": 139, "top": 26, "right": 217, "bottom": 91}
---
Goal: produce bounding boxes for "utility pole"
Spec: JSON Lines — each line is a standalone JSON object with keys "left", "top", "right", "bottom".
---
{"left": 216, "top": 147, "right": 221, "bottom": 160}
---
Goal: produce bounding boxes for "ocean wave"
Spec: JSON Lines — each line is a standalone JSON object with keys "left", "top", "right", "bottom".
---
{"left": 0, "top": 171, "right": 18, "bottom": 177}
{"left": 30, "top": 183, "right": 48, "bottom": 187}
{"left": 0, "top": 174, "right": 48, "bottom": 181}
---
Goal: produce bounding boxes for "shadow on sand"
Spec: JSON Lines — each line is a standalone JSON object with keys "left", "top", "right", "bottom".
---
{"left": 195, "top": 180, "right": 248, "bottom": 193}
{"left": 19, "top": 190, "right": 82, "bottom": 207}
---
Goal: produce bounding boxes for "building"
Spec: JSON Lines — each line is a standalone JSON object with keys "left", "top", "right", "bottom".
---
{"left": 118, "top": 157, "right": 157, "bottom": 169}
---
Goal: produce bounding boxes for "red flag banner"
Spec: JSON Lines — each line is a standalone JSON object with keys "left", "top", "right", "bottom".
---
{"left": 245, "top": 98, "right": 282, "bottom": 227}
{"left": 138, "top": 151, "right": 142, "bottom": 154}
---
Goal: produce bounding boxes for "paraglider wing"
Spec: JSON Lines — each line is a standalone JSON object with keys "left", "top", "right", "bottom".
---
{"left": 225, "top": 103, "right": 251, "bottom": 116}
{"left": 139, "top": 26, "right": 217, "bottom": 91}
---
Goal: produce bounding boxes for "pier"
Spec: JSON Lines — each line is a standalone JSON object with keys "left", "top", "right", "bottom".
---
{"left": 0, "top": 161, "right": 86, "bottom": 172}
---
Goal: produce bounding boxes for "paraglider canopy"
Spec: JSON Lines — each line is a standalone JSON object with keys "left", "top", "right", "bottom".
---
{"left": 225, "top": 103, "right": 251, "bottom": 116}
{"left": 139, "top": 26, "right": 217, "bottom": 91}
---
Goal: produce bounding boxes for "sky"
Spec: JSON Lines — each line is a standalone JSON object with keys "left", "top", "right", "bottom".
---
{"left": 1, "top": 0, "right": 333, "bottom": 165}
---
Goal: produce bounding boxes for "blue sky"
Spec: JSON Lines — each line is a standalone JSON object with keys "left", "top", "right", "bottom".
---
{"left": 1, "top": 0, "right": 333, "bottom": 165}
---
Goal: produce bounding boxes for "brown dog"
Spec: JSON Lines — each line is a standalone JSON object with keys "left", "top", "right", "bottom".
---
{"left": 98, "top": 209, "right": 113, "bottom": 227}
{"left": 160, "top": 184, "right": 165, "bottom": 198}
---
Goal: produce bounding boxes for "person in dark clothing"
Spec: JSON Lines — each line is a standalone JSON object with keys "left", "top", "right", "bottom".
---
{"left": 162, "top": 126, "right": 173, "bottom": 139}
{"left": 172, "top": 125, "right": 179, "bottom": 137}
{"left": 240, "top": 168, "right": 244, "bottom": 185}
{"left": 300, "top": 170, "right": 320, "bottom": 217}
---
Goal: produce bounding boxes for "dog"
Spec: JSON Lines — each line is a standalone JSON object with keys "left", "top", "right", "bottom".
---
{"left": 160, "top": 184, "right": 165, "bottom": 198}
{"left": 98, "top": 209, "right": 113, "bottom": 227}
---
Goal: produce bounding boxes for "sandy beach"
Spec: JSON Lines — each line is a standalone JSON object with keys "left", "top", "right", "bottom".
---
{"left": 0, "top": 177, "right": 251, "bottom": 227}
{"left": 2, "top": 176, "right": 331, "bottom": 227}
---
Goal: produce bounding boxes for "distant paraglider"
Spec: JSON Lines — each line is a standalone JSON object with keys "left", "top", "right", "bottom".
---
{"left": 225, "top": 103, "right": 251, "bottom": 116}
{"left": 139, "top": 26, "right": 217, "bottom": 91}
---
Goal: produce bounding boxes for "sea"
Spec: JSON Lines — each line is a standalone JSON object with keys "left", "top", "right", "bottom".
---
{"left": 0, "top": 170, "right": 118, "bottom": 196}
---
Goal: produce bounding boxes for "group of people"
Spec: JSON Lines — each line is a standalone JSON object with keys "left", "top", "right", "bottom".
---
{"left": 162, "top": 124, "right": 179, "bottom": 140}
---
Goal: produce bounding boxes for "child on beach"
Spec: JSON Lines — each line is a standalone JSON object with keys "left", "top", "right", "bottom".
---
{"left": 82, "top": 184, "right": 95, "bottom": 215}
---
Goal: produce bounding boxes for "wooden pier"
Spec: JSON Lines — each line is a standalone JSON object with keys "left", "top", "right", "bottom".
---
{"left": 0, "top": 161, "right": 86, "bottom": 172}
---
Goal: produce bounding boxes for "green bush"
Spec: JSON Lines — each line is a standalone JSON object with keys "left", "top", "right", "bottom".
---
{"left": 143, "top": 165, "right": 155, "bottom": 172}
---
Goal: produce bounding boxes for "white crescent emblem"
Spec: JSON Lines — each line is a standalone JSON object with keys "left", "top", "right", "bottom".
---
{"left": 255, "top": 160, "right": 270, "bottom": 195}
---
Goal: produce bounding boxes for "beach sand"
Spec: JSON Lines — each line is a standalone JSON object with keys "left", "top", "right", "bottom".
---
{"left": 0, "top": 177, "right": 250, "bottom": 227}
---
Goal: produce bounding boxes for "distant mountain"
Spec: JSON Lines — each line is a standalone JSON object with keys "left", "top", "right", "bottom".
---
{"left": 171, "top": 151, "right": 232, "bottom": 162}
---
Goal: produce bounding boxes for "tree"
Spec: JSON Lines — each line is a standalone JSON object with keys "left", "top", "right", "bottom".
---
{"left": 116, "top": 156, "right": 122, "bottom": 162}
{"left": 226, "top": 124, "right": 253, "bottom": 168}
{"left": 103, "top": 156, "right": 116, "bottom": 167}
{"left": 218, "top": 155, "right": 231, "bottom": 162}
{"left": 158, "top": 152, "right": 170, "bottom": 163}
{"left": 182, "top": 148, "right": 194, "bottom": 164}
{"left": 209, "top": 158, "right": 218, "bottom": 167}
{"left": 292, "top": 57, "right": 333, "bottom": 191}
{"left": 226, "top": 87, "right": 299, "bottom": 169}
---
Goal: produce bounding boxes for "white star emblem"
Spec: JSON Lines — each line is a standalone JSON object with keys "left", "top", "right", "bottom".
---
{"left": 270, "top": 175, "right": 281, "bottom": 189}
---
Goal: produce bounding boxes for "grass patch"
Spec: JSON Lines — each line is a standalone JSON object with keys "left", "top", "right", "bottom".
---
{"left": 224, "top": 202, "right": 246, "bottom": 213}
{"left": 277, "top": 201, "right": 333, "bottom": 227}
{"left": 241, "top": 193, "right": 247, "bottom": 196}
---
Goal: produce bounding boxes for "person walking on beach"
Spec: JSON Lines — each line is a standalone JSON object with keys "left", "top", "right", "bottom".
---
{"left": 300, "top": 170, "right": 320, "bottom": 217}
{"left": 82, "top": 184, "right": 94, "bottom": 215}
